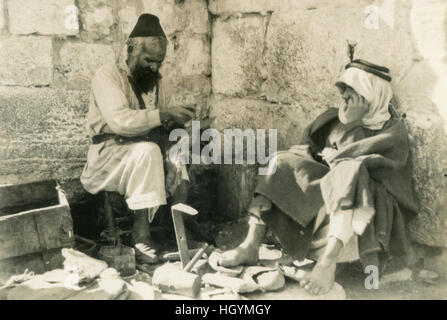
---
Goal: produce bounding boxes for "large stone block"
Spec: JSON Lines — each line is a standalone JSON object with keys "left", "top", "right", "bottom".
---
{"left": 178, "top": 36, "right": 211, "bottom": 77}
{"left": 0, "top": 87, "right": 89, "bottom": 184}
{"left": 0, "top": 1, "right": 5, "bottom": 32}
{"left": 395, "top": 62, "right": 447, "bottom": 247}
{"left": 142, "top": 0, "right": 209, "bottom": 35}
{"left": 212, "top": 16, "right": 266, "bottom": 97}
{"left": 208, "top": 0, "right": 355, "bottom": 15}
{"left": 78, "top": 0, "right": 115, "bottom": 41}
{"left": 55, "top": 42, "right": 116, "bottom": 89}
{"left": 161, "top": 73, "right": 211, "bottom": 99}
{"left": 142, "top": 0, "right": 176, "bottom": 35}
{"left": 210, "top": 95, "right": 313, "bottom": 151}
{"left": 182, "top": 0, "right": 210, "bottom": 35}
{"left": 160, "top": 35, "right": 211, "bottom": 113}
{"left": 208, "top": 0, "right": 277, "bottom": 15}
{"left": 7, "top": 0, "right": 78, "bottom": 36}
{"left": 118, "top": 5, "right": 139, "bottom": 37}
{"left": 216, "top": 163, "right": 258, "bottom": 220}
{"left": 263, "top": 0, "right": 414, "bottom": 110}
{"left": 0, "top": 36, "right": 53, "bottom": 86}
{"left": 401, "top": 0, "right": 447, "bottom": 247}
{"left": 160, "top": 74, "right": 211, "bottom": 120}
{"left": 162, "top": 34, "right": 210, "bottom": 77}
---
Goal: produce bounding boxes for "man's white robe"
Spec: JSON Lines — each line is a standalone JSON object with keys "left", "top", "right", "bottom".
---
{"left": 81, "top": 60, "right": 185, "bottom": 219}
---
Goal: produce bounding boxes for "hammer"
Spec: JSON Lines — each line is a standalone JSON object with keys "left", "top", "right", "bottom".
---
{"left": 153, "top": 243, "right": 209, "bottom": 298}
{"left": 152, "top": 203, "right": 208, "bottom": 298}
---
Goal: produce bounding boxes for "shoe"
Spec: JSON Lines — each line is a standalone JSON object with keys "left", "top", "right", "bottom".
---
{"left": 134, "top": 243, "right": 159, "bottom": 265}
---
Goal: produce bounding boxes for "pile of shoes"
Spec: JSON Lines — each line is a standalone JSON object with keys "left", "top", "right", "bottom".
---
{"left": 200, "top": 245, "right": 286, "bottom": 297}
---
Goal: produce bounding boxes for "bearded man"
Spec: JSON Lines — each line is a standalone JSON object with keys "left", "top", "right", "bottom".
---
{"left": 81, "top": 14, "right": 195, "bottom": 265}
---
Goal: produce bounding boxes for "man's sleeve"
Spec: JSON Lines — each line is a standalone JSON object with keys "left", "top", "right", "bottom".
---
{"left": 92, "top": 68, "right": 161, "bottom": 137}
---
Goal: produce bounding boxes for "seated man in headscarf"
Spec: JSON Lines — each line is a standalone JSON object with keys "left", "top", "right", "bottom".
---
{"left": 217, "top": 59, "right": 418, "bottom": 295}
{"left": 81, "top": 14, "right": 195, "bottom": 265}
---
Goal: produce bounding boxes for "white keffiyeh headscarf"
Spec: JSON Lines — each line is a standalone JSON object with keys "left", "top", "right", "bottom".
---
{"left": 336, "top": 67, "right": 393, "bottom": 130}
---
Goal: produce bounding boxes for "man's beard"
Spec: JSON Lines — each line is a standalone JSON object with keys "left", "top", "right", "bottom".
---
{"left": 133, "top": 67, "right": 161, "bottom": 94}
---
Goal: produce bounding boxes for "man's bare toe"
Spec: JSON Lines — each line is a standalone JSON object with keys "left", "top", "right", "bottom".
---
{"left": 300, "top": 261, "right": 336, "bottom": 295}
{"left": 304, "top": 282, "right": 313, "bottom": 292}
{"left": 299, "top": 278, "right": 309, "bottom": 288}
{"left": 310, "top": 283, "right": 318, "bottom": 295}
{"left": 312, "top": 284, "right": 322, "bottom": 295}
{"left": 217, "top": 250, "right": 239, "bottom": 267}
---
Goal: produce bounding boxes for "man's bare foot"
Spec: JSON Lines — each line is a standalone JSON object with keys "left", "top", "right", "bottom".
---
{"left": 299, "top": 260, "right": 336, "bottom": 295}
{"left": 217, "top": 245, "right": 259, "bottom": 267}
{"left": 217, "top": 213, "right": 265, "bottom": 268}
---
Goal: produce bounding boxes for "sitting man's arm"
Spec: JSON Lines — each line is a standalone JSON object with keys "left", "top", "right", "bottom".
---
{"left": 93, "top": 69, "right": 162, "bottom": 137}
{"left": 93, "top": 68, "right": 197, "bottom": 137}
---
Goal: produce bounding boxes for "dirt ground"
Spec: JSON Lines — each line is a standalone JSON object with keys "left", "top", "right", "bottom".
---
{"left": 336, "top": 264, "right": 447, "bottom": 300}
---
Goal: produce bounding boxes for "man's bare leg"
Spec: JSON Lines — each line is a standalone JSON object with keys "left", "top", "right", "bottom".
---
{"left": 133, "top": 209, "right": 159, "bottom": 264}
{"left": 218, "top": 195, "right": 271, "bottom": 267}
{"left": 218, "top": 216, "right": 265, "bottom": 267}
{"left": 299, "top": 236, "right": 342, "bottom": 295}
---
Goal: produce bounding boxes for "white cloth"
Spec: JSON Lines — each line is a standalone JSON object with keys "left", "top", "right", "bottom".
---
{"left": 336, "top": 67, "right": 393, "bottom": 130}
{"left": 82, "top": 140, "right": 167, "bottom": 212}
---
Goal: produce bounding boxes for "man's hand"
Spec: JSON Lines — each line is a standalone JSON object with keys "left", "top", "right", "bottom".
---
{"left": 160, "top": 105, "right": 196, "bottom": 126}
{"left": 320, "top": 147, "right": 338, "bottom": 162}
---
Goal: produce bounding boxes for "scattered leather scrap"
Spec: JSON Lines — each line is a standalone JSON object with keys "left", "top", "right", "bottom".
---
{"left": 62, "top": 248, "right": 108, "bottom": 284}
{"left": 202, "top": 273, "right": 258, "bottom": 293}
{"left": 241, "top": 266, "right": 285, "bottom": 292}
{"left": 280, "top": 265, "right": 311, "bottom": 283}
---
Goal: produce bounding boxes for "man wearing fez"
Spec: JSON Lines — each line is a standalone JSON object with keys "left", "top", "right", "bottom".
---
{"left": 81, "top": 14, "right": 195, "bottom": 265}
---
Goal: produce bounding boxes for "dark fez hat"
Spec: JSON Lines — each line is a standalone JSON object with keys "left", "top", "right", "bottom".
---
{"left": 129, "top": 14, "right": 166, "bottom": 39}
{"left": 345, "top": 41, "right": 392, "bottom": 82}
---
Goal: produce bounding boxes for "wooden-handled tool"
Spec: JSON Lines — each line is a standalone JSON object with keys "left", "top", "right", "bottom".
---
{"left": 171, "top": 203, "right": 198, "bottom": 268}
{"left": 184, "top": 243, "right": 208, "bottom": 272}
{"left": 153, "top": 204, "right": 209, "bottom": 298}
{"left": 152, "top": 243, "right": 209, "bottom": 298}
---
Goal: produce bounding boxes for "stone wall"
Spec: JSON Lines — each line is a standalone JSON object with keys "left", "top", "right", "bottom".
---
{"left": 208, "top": 0, "right": 447, "bottom": 252}
{"left": 1, "top": 0, "right": 446, "bottom": 261}
{"left": 0, "top": 0, "right": 211, "bottom": 201}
